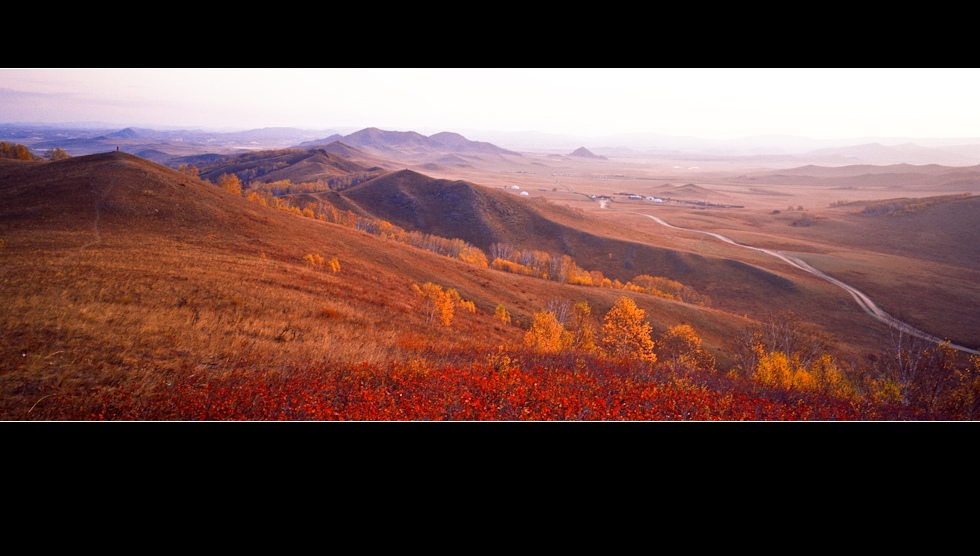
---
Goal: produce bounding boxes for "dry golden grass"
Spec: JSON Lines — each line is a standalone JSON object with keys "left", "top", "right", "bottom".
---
{"left": 3, "top": 149, "right": 977, "bottom": 419}
{"left": 424, "top": 153, "right": 979, "bottom": 360}
{"left": 2, "top": 152, "right": 761, "bottom": 419}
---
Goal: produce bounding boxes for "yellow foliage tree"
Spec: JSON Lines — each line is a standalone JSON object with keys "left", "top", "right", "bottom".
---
{"left": 568, "top": 301, "right": 598, "bottom": 354}
{"left": 177, "top": 164, "right": 199, "bottom": 177}
{"left": 246, "top": 191, "right": 269, "bottom": 206}
{"left": 458, "top": 246, "right": 489, "bottom": 268}
{"left": 412, "top": 282, "right": 453, "bottom": 326}
{"left": 327, "top": 257, "right": 341, "bottom": 274}
{"left": 524, "top": 310, "right": 572, "bottom": 353}
{"left": 754, "top": 349, "right": 854, "bottom": 399}
{"left": 601, "top": 296, "right": 656, "bottom": 363}
{"left": 808, "top": 353, "right": 854, "bottom": 399}
{"left": 446, "top": 288, "right": 476, "bottom": 314}
{"left": 754, "top": 350, "right": 799, "bottom": 390}
{"left": 303, "top": 253, "right": 324, "bottom": 270}
{"left": 495, "top": 304, "right": 512, "bottom": 325}
{"left": 657, "top": 324, "right": 716, "bottom": 372}
{"left": 217, "top": 173, "right": 243, "bottom": 196}
{"left": 0, "top": 142, "right": 38, "bottom": 160}
{"left": 411, "top": 283, "right": 472, "bottom": 327}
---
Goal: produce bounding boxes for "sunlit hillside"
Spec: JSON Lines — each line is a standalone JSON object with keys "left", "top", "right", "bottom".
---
{"left": 1, "top": 150, "right": 977, "bottom": 420}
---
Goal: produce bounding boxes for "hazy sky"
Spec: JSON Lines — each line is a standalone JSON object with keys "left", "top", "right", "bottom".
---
{"left": 2, "top": 68, "right": 979, "bottom": 140}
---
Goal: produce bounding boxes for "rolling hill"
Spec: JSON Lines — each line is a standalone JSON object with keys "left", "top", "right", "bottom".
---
{"left": 153, "top": 141, "right": 979, "bottom": 358}
{"left": 739, "top": 163, "right": 980, "bottom": 191}
{"left": 293, "top": 128, "right": 524, "bottom": 171}
{"left": 333, "top": 169, "right": 797, "bottom": 294}
{"left": 193, "top": 147, "right": 382, "bottom": 185}
{"left": 173, "top": 144, "right": 957, "bottom": 361}
{"left": 1, "top": 150, "right": 972, "bottom": 420}
{"left": 569, "top": 147, "right": 607, "bottom": 160}
{"left": 2, "top": 151, "right": 793, "bottom": 419}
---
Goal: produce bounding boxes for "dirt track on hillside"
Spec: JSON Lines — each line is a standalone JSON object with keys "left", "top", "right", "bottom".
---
{"left": 611, "top": 207, "right": 980, "bottom": 356}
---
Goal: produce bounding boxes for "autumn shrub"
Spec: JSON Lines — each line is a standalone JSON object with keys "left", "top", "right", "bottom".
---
{"left": 495, "top": 304, "right": 512, "bottom": 325}
{"left": 752, "top": 348, "right": 857, "bottom": 401}
{"left": 484, "top": 346, "right": 516, "bottom": 373}
{"left": 411, "top": 282, "right": 473, "bottom": 327}
{"left": 0, "top": 142, "right": 38, "bottom": 160}
{"left": 177, "top": 164, "right": 199, "bottom": 177}
{"left": 656, "top": 324, "right": 716, "bottom": 373}
{"left": 524, "top": 310, "right": 572, "bottom": 353}
{"left": 44, "top": 348, "right": 904, "bottom": 421}
{"left": 458, "top": 246, "right": 489, "bottom": 267}
{"left": 869, "top": 334, "right": 970, "bottom": 412}
{"left": 600, "top": 296, "right": 657, "bottom": 363}
{"left": 568, "top": 301, "right": 598, "bottom": 354}
{"left": 491, "top": 257, "right": 537, "bottom": 277}
{"left": 303, "top": 253, "right": 325, "bottom": 270}
{"left": 807, "top": 353, "right": 855, "bottom": 399}
{"left": 217, "top": 173, "right": 243, "bottom": 196}
{"left": 446, "top": 288, "right": 476, "bottom": 315}
{"left": 941, "top": 354, "right": 980, "bottom": 419}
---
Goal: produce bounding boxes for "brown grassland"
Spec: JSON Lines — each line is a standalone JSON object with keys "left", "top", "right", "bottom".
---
{"left": 2, "top": 147, "right": 978, "bottom": 421}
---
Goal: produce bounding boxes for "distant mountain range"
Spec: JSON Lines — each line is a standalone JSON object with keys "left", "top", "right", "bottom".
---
{"left": 4, "top": 122, "right": 980, "bottom": 166}
{"left": 457, "top": 129, "right": 980, "bottom": 166}
{"left": 297, "top": 127, "right": 521, "bottom": 159}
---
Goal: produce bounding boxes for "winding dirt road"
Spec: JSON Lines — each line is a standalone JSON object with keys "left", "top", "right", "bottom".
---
{"left": 610, "top": 207, "right": 980, "bottom": 356}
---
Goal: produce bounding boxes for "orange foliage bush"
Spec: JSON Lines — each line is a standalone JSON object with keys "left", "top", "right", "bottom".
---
{"left": 601, "top": 297, "right": 657, "bottom": 363}
{"left": 657, "top": 324, "right": 716, "bottom": 373}
{"left": 217, "top": 173, "right": 243, "bottom": 196}
{"left": 411, "top": 282, "right": 473, "bottom": 327}
{"left": 495, "top": 304, "right": 512, "bottom": 325}
{"left": 524, "top": 310, "right": 572, "bottom": 353}
{"left": 303, "top": 253, "right": 325, "bottom": 270}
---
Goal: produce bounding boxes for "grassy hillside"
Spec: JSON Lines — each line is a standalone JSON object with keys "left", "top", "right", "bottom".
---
{"left": 1, "top": 153, "right": 974, "bottom": 420}
{"left": 329, "top": 168, "right": 910, "bottom": 360}
{"left": 179, "top": 146, "right": 922, "bottom": 357}
{"left": 193, "top": 148, "right": 383, "bottom": 186}
{"left": 626, "top": 192, "right": 980, "bottom": 350}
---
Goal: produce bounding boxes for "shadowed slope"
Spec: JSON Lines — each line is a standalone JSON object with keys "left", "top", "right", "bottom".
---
{"left": 338, "top": 168, "right": 804, "bottom": 300}
{"left": 0, "top": 152, "right": 765, "bottom": 419}
{"left": 194, "top": 148, "right": 379, "bottom": 185}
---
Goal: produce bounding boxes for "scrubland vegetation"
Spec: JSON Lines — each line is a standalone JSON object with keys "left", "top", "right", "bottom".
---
{"left": 2, "top": 145, "right": 979, "bottom": 421}
{"left": 1, "top": 141, "right": 69, "bottom": 161}
{"left": 857, "top": 193, "right": 974, "bottom": 216}
{"left": 238, "top": 179, "right": 713, "bottom": 306}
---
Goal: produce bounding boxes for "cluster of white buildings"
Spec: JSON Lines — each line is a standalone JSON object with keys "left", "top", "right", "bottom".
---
{"left": 590, "top": 194, "right": 663, "bottom": 203}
